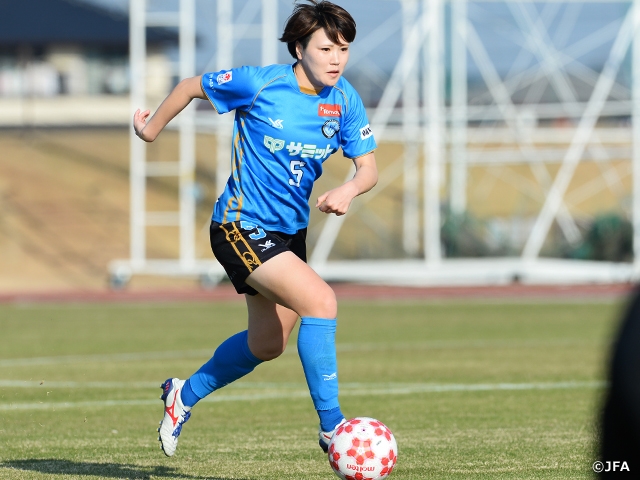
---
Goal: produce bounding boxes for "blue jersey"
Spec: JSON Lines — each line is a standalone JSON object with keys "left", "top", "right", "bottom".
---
{"left": 201, "top": 64, "right": 377, "bottom": 234}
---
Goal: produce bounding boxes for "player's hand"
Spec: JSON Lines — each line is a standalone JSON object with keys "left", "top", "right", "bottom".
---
{"left": 133, "top": 108, "right": 151, "bottom": 141}
{"left": 316, "top": 182, "right": 359, "bottom": 216}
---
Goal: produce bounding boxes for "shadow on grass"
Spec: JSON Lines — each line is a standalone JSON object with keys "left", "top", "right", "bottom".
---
{"left": 1, "top": 459, "right": 253, "bottom": 480}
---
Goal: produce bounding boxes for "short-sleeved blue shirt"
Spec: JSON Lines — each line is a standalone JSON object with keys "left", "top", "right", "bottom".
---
{"left": 201, "top": 63, "right": 377, "bottom": 234}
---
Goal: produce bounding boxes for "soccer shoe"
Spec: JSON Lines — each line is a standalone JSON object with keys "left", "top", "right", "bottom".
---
{"left": 158, "top": 378, "right": 192, "bottom": 457}
{"left": 318, "top": 418, "right": 346, "bottom": 453}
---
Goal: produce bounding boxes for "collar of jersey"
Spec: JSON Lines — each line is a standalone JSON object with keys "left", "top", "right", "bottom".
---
{"left": 288, "top": 63, "right": 329, "bottom": 97}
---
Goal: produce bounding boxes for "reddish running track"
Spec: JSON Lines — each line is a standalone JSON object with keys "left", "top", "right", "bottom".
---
{"left": 0, "top": 283, "right": 636, "bottom": 304}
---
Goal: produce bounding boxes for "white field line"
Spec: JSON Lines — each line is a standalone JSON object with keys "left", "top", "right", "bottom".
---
{"left": 0, "top": 339, "right": 599, "bottom": 368}
{"left": 0, "top": 380, "right": 311, "bottom": 389}
{"left": 0, "top": 381, "right": 605, "bottom": 411}
{"left": 0, "top": 380, "right": 162, "bottom": 388}
{"left": 0, "top": 350, "right": 214, "bottom": 367}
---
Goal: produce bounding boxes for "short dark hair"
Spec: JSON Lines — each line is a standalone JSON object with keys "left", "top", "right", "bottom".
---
{"left": 279, "top": 1, "right": 357, "bottom": 59}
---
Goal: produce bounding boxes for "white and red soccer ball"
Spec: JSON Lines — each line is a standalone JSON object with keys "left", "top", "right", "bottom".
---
{"left": 328, "top": 417, "right": 398, "bottom": 480}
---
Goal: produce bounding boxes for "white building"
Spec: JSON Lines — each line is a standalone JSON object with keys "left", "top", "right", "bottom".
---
{"left": 0, "top": 0, "right": 177, "bottom": 126}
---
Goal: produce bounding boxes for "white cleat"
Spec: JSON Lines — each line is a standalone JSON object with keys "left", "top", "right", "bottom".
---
{"left": 319, "top": 418, "right": 346, "bottom": 453}
{"left": 158, "top": 378, "right": 191, "bottom": 457}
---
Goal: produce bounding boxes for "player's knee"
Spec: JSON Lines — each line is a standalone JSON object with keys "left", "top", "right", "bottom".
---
{"left": 250, "top": 339, "right": 286, "bottom": 362}
{"left": 310, "top": 285, "right": 337, "bottom": 319}
{"left": 251, "top": 341, "right": 286, "bottom": 361}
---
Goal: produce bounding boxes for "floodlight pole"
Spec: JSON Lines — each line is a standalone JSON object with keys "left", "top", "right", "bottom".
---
{"left": 634, "top": 0, "right": 640, "bottom": 274}
{"left": 179, "top": 0, "right": 196, "bottom": 268}
{"left": 402, "top": 0, "right": 421, "bottom": 256}
{"left": 129, "top": 0, "right": 147, "bottom": 268}
{"left": 216, "top": 0, "right": 234, "bottom": 198}
{"left": 450, "top": 0, "right": 468, "bottom": 216}
{"left": 423, "top": 0, "right": 444, "bottom": 264}
{"left": 262, "top": 0, "right": 279, "bottom": 66}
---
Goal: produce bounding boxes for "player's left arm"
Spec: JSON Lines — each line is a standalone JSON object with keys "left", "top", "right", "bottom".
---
{"left": 316, "top": 152, "right": 378, "bottom": 216}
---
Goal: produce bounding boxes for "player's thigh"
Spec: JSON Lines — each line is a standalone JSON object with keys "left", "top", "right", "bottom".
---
{"left": 246, "top": 251, "right": 337, "bottom": 319}
{"left": 245, "top": 293, "right": 298, "bottom": 361}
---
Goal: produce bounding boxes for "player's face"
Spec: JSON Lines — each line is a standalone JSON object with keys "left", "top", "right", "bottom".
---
{"left": 296, "top": 28, "right": 350, "bottom": 89}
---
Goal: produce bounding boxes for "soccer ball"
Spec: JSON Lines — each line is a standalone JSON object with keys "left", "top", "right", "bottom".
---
{"left": 328, "top": 417, "right": 398, "bottom": 480}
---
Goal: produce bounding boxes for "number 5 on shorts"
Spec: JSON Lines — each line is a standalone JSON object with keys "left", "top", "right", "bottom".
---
{"left": 240, "top": 221, "right": 266, "bottom": 240}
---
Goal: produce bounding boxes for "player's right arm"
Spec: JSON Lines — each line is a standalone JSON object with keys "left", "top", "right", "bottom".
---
{"left": 133, "top": 75, "right": 207, "bottom": 142}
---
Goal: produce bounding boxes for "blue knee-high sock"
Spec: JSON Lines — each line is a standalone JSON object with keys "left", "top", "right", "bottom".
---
{"left": 298, "top": 317, "right": 344, "bottom": 432}
{"left": 182, "top": 330, "right": 262, "bottom": 407}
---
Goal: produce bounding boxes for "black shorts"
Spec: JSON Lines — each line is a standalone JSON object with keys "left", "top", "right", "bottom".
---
{"left": 210, "top": 220, "right": 307, "bottom": 295}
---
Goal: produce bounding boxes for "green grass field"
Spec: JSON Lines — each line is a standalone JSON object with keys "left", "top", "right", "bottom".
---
{"left": 0, "top": 299, "right": 624, "bottom": 479}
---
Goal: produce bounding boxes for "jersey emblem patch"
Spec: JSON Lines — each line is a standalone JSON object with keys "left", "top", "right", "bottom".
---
{"left": 318, "top": 104, "right": 341, "bottom": 117}
{"left": 322, "top": 119, "right": 340, "bottom": 139}
{"left": 264, "top": 135, "right": 285, "bottom": 153}
{"left": 360, "top": 124, "right": 373, "bottom": 140}
{"left": 217, "top": 71, "right": 232, "bottom": 85}
{"left": 268, "top": 118, "right": 284, "bottom": 129}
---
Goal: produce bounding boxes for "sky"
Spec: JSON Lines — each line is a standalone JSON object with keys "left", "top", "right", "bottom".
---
{"left": 78, "top": 0, "right": 632, "bottom": 103}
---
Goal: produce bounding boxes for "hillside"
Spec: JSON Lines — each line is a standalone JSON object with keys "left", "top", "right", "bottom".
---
{"left": 0, "top": 127, "right": 632, "bottom": 293}
{"left": 0, "top": 129, "right": 215, "bottom": 292}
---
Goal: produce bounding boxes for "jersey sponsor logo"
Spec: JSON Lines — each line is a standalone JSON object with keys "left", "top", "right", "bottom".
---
{"left": 217, "top": 71, "right": 232, "bottom": 85}
{"left": 360, "top": 124, "right": 373, "bottom": 140}
{"left": 318, "top": 104, "right": 341, "bottom": 117}
{"left": 268, "top": 118, "right": 284, "bottom": 129}
{"left": 264, "top": 135, "right": 285, "bottom": 154}
{"left": 322, "top": 119, "right": 340, "bottom": 139}
{"left": 286, "top": 142, "right": 334, "bottom": 160}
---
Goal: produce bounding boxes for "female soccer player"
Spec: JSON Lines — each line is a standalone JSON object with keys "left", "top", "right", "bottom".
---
{"left": 133, "top": 0, "right": 377, "bottom": 457}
